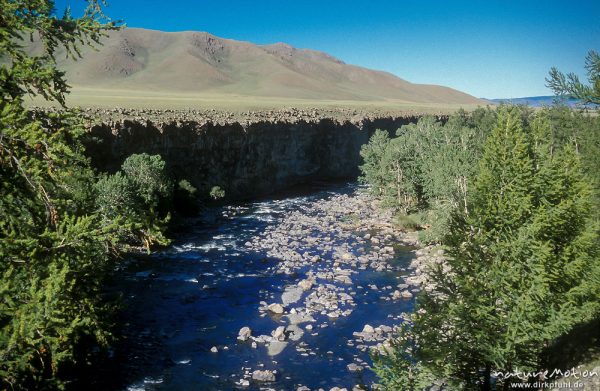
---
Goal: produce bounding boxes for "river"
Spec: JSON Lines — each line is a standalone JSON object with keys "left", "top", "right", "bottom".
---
{"left": 101, "top": 182, "right": 419, "bottom": 390}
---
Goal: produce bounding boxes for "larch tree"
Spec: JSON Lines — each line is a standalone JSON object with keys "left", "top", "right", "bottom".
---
{"left": 0, "top": 1, "right": 120, "bottom": 389}
{"left": 546, "top": 50, "right": 600, "bottom": 105}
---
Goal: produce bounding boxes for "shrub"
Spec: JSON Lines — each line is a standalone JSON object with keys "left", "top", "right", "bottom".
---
{"left": 95, "top": 154, "right": 173, "bottom": 251}
{"left": 210, "top": 185, "right": 226, "bottom": 200}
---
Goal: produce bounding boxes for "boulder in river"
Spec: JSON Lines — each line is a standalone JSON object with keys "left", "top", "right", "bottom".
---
{"left": 238, "top": 326, "right": 252, "bottom": 341}
{"left": 298, "top": 279, "right": 314, "bottom": 291}
{"left": 334, "top": 275, "right": 353, "bottom": 285}
{"left": 286, "top": 324, "right": 305, "bottom": 341}
{"left": 401, "top": 290, "right": 414, "bottom": 299}
{"left": 271, "top": 325, "right": 287, "bottom": 341}
{"left": 267, "top": 340, "right": 288, "bottom": 356}
{"left": 286, "top": 312, "right": 315, "bottom": 325}
{"left": 282, "top": 286, "right": 304, "bottom": 306}
{"left": 347, "top": 363, "right": 363, "bottom": 372}
{"left": 252, "top": 369, "right": 276, "bottom": 382}
{"left": 362, "top": 324, "right": 375, "bottom": 333}
{"left": 267, "top": 303, "right": 285, "bottom": 314}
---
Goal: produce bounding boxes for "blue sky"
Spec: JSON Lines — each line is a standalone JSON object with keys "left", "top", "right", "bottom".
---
{"left": 55, "top": 0, "right": 600, "bottom": 98}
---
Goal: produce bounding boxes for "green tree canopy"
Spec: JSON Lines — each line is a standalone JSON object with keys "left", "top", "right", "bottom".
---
{"left": 359, "top": 108, "right": 494, "bottom": 242}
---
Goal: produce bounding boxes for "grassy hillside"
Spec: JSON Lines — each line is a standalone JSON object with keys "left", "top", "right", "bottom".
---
{"left": 35, "top": 28, "right": 484, "bottom": 108}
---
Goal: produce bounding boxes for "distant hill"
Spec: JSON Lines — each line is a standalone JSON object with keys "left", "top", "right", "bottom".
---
{"left": 45, "top": 28, "right": 483, "bottom": 105}
{"left": 487, "top": 96, "right": 585, "bottom": 107}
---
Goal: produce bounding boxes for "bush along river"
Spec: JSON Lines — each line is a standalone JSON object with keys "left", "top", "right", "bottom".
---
{"left": 103, "top": 182, "right": 442, "bottom": 390}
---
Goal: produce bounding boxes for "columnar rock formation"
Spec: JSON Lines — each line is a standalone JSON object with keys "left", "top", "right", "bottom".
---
{"left": 85, "top": 112, "right": 441, "bottom": 199}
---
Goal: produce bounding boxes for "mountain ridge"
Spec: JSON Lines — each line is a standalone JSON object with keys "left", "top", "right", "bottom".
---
{"left": 53, "top": 28, "right": 483, "bottom": 105}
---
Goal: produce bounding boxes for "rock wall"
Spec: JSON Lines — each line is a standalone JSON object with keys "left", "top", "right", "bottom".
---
{"left": 85, "top": 116, "right": 432, "bottom": 200}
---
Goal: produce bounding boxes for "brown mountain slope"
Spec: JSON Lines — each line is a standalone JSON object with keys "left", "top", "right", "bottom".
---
{"left": 55, "top": 28, "right": 482, "bottom": 104}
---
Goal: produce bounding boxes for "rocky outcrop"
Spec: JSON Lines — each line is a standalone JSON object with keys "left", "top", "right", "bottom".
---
{"left": 85, "top": 114, "right": 435, "bottom": 200}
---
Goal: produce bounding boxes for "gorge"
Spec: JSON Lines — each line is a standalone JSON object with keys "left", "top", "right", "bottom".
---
{"left": 84, "top": 109, "right": 442, "bottom": 199}
{"left": 78, "top": 110, "right": 443, "bottom": 389}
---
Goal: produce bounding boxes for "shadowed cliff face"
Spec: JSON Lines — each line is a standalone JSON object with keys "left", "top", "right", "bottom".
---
{"left": 85, "top": 116, "right": 434, "bottom": 200}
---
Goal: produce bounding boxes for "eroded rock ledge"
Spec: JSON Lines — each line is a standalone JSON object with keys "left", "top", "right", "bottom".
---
{"left": 81, "top": 108, "right": 447, "bottom": 199}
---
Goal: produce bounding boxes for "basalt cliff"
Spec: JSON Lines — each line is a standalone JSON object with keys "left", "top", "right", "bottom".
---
{"left": 82, "top": 108, "right": 445, "bottom": 199}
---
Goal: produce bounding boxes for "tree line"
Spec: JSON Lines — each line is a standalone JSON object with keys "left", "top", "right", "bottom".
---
{"left": 364, "top": 57, "right": 600, "bottom": 389}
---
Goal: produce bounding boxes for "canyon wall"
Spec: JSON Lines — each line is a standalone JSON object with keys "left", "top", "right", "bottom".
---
{"left": 86, "top": 115, "right": 436, "bottom": 200}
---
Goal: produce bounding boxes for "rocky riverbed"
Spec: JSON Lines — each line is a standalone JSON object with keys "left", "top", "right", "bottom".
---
{"left": 101, "top": 183, "right": 444, "bottom": 390}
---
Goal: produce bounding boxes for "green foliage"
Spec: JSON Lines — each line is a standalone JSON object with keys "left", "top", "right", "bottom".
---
{"left": 361, "top": 123, "right": 427, "bottom": 214}
{"left": 416, "top": 201, "right": 454, "bottom": 244}
{"left": 377, "top": 106, "right": 600, "bottom": 390}
{"left": 372, "top": 325, "right": 438, "bottom": 390}
{"left": 359, "top": 129, "right": 392, "bottom": 196}
{"left": 178, "top": 179, "right": 197, "bottom": 197}
{"left": 209, "top": 185, "right": 225, "bottom": 200}
{"left": 121, "top": 153, "right": 172, "bottom": 207}
{"left": 0, "top": 1, "right": 120, "bottom": 389}
{"left": 96, "top": 154, "right": 173, "bottom": 251}
{"left": 1, "top": 0, "right": 118, "bottom": 105}
{"left": 546, "top": 50, "right": 600, "bottom": 105}
{"left": 360, "top": 109, "right": 491, "bottom": 241}
{"left": 542, "top": 105, "right": 600, "bottom": 217}
{"left": 393, "top": 214, "right": 420, "bottom": 231}
{"left": 0, "top": 89, "right": 119, "bottom": 390}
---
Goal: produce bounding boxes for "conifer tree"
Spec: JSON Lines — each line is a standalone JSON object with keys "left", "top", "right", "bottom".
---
{"left": 0, "top": 1, "right": 119, "bottom": 388}
{"left": 375, "top": 106, "right": 600, "bottom": 390}
{"left": 546, "top": 50, "right": 600, "bottom": 105}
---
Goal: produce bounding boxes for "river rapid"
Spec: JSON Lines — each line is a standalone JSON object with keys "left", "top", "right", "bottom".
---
{"left": 103, "top": 182, "right": 423, "bottom": 391}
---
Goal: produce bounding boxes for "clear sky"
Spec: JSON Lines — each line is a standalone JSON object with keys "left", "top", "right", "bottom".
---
{"left": 55, "top": 0, "right": 600, "bottom": 98}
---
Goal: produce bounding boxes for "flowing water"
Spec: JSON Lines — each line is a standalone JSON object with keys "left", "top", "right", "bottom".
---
{"left": 103, "top": 182, "right": 416, "bottom": 390}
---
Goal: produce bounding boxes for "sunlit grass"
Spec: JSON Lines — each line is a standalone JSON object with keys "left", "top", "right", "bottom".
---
{"left": 27, "top": 86, "right": 487, "bottom": 113}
